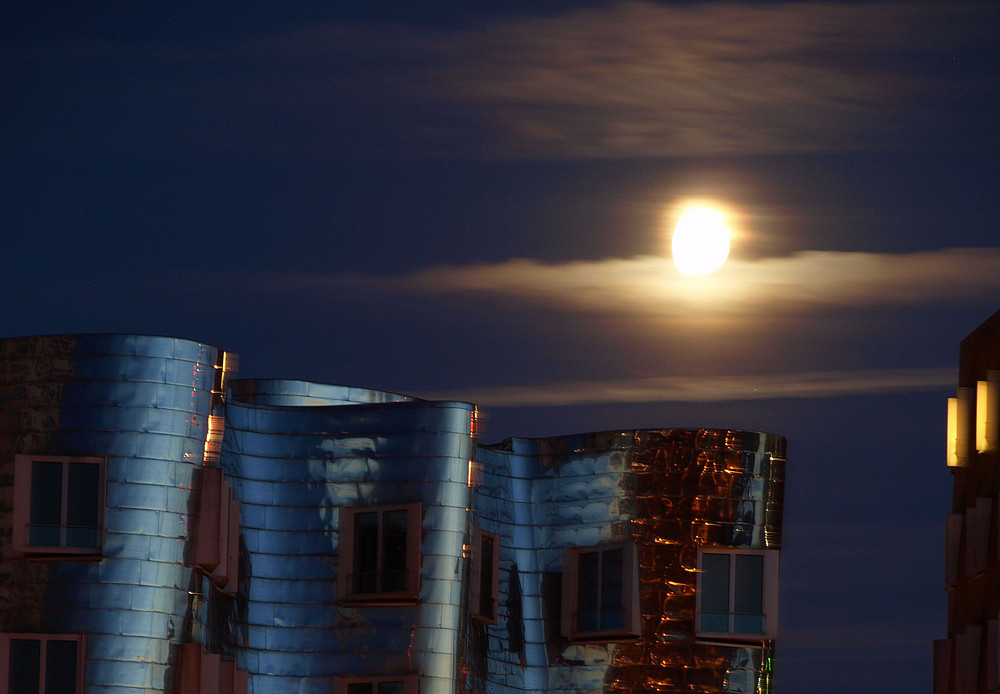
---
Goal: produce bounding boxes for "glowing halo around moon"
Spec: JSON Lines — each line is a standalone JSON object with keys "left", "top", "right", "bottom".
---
{"left": 671, "top": 206, "right": 732, "bottom": 275}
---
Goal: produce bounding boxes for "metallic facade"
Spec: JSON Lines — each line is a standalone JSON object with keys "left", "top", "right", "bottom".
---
{"left": 0, "top": 334, "right": 787, "bottom": 694}
{"left": 471, "top": 429, "right": 785, "bottom": 694}
{"left": 0, "top": 335, "right": 225, "bottom": 693}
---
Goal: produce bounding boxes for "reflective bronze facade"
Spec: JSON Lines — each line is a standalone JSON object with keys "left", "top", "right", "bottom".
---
{"left": 471, "top": 429, "right": 785, "bottom": 694}
{"left": 0, "top": 334, "right": 787, "bottom": 693}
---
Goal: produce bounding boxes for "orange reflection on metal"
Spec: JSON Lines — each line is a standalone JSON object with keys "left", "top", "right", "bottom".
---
{"left": 203, "top": 415, "right": 224, "bottom": 464}
{"left": 602, "top": 429, "right": 784, "bottom": 694}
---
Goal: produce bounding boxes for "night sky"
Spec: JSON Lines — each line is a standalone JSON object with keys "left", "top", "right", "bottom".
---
{"left": 3, "top": 1, "right": 999, "bottom": 691}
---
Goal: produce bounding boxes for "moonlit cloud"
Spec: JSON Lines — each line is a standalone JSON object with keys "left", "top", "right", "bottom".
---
{"left": 336, "top": 247, "right": 1000, "bottom": 322}
{"left": 420, "top": 367, "right": 955, "bottom": 407}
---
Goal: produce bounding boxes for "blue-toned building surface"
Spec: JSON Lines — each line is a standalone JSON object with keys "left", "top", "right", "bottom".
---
{"left": 0, "top": 335, "right": 786, "bottom": 694}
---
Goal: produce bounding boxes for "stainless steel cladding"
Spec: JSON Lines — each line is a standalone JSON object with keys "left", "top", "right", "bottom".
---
{"left": 222, "top": 382, "right": 475, "bottom": 694}
{"left": 0, "top": 334, "right": 225, "bottom": 693}
{"left": 0, "top": 333, "right": 786, "bottom": 694}
{"left": 471, "top": 429, "right": 786, "bottom": 694}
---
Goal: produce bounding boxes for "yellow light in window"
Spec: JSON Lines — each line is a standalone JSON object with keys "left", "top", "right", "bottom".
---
{"left": 977, "top": 373, "right": 998, "bottom": 453}
{"left": 948, "top": 388, "right": 972, "bottom": 467}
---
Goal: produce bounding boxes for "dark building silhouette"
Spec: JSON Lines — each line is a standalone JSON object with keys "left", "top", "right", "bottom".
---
{"left": 0, "top": 334, "right": 787, "bottom": 693}
{"left": 937, "top": 308, "right": 1000, "bottom": 693}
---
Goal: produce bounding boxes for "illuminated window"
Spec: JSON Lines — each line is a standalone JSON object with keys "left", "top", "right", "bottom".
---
{"left": 338, "top": 504, "right": 421, "bottom": 603}
{"left": 561, "top": 542, "right": 640, "bottom": 640}
{"left": 336, "top": 676, "right": 418, "bottom": 694}
{"left": 948, "top": 388, "right": 973, "bottom": 467}
{"left": 470, "top": 526, "right": 499, "bottom": 624}
{"left": 696, "top": 549, "right": 779, "bottom": 640}
{"left": 0, "top": 633, "right": 85, "bottom": 694}
{"left": 12, "top": 455, "right": 105, "bottom": 556}
{"left": 977, "top": 375, "right": 999, "bottom": 453}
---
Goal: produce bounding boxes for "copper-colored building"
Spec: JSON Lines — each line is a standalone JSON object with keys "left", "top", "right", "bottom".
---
{"left": 937, "top": 307, "right": 1000, "bottom": 693}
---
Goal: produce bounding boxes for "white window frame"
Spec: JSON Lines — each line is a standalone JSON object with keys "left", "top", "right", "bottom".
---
{"left": 338, "top": 503, "right": 421, "bottom": 604}
{"left": 695, "top": 548, "right": 779, "bottom": 641}
{"left": 470, "top": 526, "right": 499, "bottom": 625}
{"left": 0, "top": 633, "right": 86, "bottom": 694}
{"left": 12, "top": 455, "right": 106, "bottom": 556}
{"left": 561, "top": 542, "right": 641, "bottom": 640}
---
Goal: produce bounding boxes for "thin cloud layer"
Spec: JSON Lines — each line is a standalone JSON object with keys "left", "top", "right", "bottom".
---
{"left": 8, "top": 1, "right": 994, "bottom": 158}
{"left": 435, "top": 1, "right": 995, "bottom": 157}
{"left": 361, "top": 247, "right": 1000, "bottom": 321}
{"left": 421, "top": 367, "right": 955, "bottom": 407}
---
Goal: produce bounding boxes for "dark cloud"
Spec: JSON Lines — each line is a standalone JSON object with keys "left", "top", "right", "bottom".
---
{"left": 6, "top": 1, "right": 996, "bottom": 158}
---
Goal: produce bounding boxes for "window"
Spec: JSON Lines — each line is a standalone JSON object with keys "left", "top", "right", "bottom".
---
{"left": 337, "top": 678, "right": 417, "bottom": 694}
{"left": 0, "top": 633, "right": 85, "bottom": 694}
{"left": 12, "top": 455, "right": 105, "bottom": 556}
{"left": 175, "top": 643, "right": 248, "bottom": 694}
{"left": 561, "top": 542, "right": 640, "bottom": 640}
{"left": 194, "top": 466, "right": 240, "bottom": 590}
{"left": 338, "top": 504, "right": 421, "bottom": 603}
{"left": 470, "top": 526, "right": 499, "bottom": 624}
{"left": 696, "top": 549, "right": 779, "bottom": 640}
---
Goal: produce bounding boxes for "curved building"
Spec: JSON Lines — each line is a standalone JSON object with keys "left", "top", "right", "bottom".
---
{"left": 470, "top": 429, "right": 785, "bottom": 694}
{"left": 0, "top": 334, "right": 786, "bottom": 694}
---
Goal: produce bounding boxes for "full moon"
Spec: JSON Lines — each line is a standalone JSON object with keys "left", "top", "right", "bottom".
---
{"left": 671, "top": 206, "right": 731, "bottom": 275}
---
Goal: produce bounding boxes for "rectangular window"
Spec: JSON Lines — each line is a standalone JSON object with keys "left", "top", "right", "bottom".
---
{"left": 337, "top": 676, "right": 417, "bottom": 694}
{"left": 194, "top": 466, "right": 240, "bottom": 590}
{"left": 13, "top": 455, "right": 105, "bottom": 556}
{"left": 696, "top": 549, "right": 779, "bottom": 640}
{"left": 0, "top": 634, "right": 85, "bottom": 694}
{"left": 561, "top": 542, "right": 640, "bottom": 640}
{"left": 176, "top": 643, "right": 248, "bottom": 694}
{"left": 470, "top": 527, "right": 499, "bottom": 624}
{"left": 338, "top": 504, "right": 421, "bottom": 603}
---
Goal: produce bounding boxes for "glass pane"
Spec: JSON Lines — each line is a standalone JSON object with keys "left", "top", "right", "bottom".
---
{"left": 30, "top": 461, "right": 63, "bottom": 547}
{"left": 734, "top": 554, "right": 765, "bottom": 634}
{"left": 479, "top": 534, "right": 495, "bottom": 617}
{"left": 577, "top": 551, "right": 600, "bottom": 631}
{"left": 377, "top": 682, "right": 405, "bottom": 694}
{"left": 45, "top": 640, "right": 78, "bottom": 694}
{"left": 381, "top": 510, "right": 408, "bottom": 592}
{"left": 10, "top": 639, "right": 40, "bottom": 694}
{"left": 600, "top": 548, "right": 624, "bottom": 629}
{"left": 66, "top": 462, "right": 101, "bottom": 548}
{"left": 700, "top": 553, "right": 731, "bottom": 632}
{"left": 353, "top": 512, "right": 380, "bottom": 593}
{"left": 347, "top": 684, "right": 373, "bottom": 694}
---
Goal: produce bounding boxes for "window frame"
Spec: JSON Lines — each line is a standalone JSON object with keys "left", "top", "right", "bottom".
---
{"left": 176, "top": 642, "right": 248, "bottom": 694}
{"left": 12, "top": 455, "right": 106, "bottom": 557}
{"left": 695, "top": 548, "right": 779, "bottom": 641}
{"left": 0, "top": 633, "right": 86, "bottom": 694}
{"left": 193, "top": 466, "right": 240, "bottom": 590}
{"left": 338, "top": 503, "right": 422, "bottom": 605}
{"left": 469, "top": 526, "right": 499, "bottom": 625}
{"left": 335, "top": 675, "right": 418, "bottom": 694}
{"left": 561, "top": 541, "right": 641, "bottom": 641}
